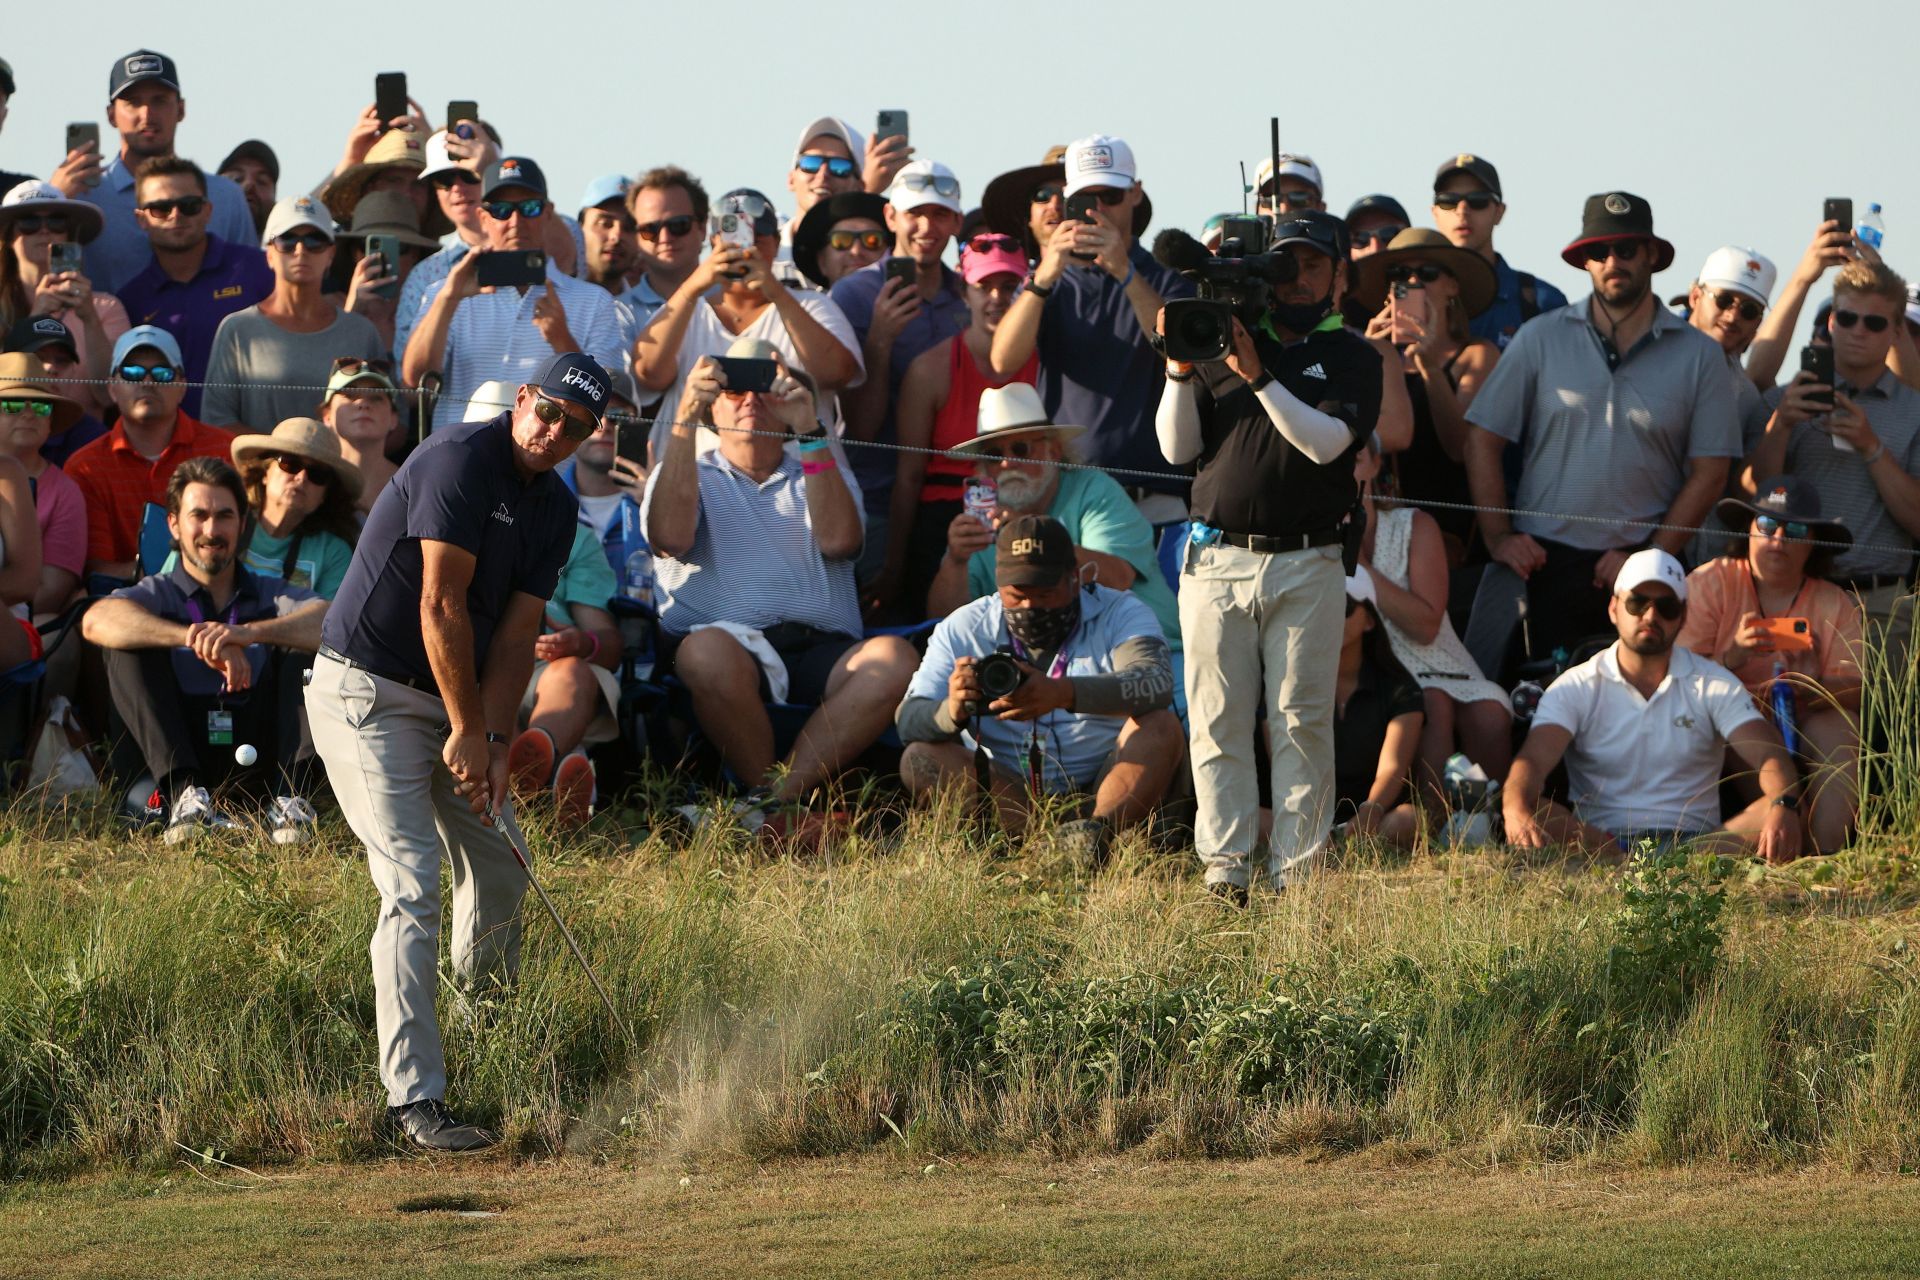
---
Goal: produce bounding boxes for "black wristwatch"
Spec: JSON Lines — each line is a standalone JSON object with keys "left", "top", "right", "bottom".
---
{"left": 1246, "top": 371, "right": 1273, "bottom": 394}
{"left": 485, "top": 732, "right": 507, "bottom": 745}
{"left": 1772, "top": 792, "right": 1802, "bottom": 812}
{"left": 1025, "top": 275, "right": 1053, "bottom": 299}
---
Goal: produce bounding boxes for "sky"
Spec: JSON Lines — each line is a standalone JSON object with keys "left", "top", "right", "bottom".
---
{"left": 6, "top": 0, "right": 1918, "bottom": 321}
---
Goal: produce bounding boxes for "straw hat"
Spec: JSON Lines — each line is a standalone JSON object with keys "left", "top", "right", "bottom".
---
{"left": 320, "top": 126, "right": 446, "bottom": 235}
{"left": 0, "top": 351, "right": 83, "bottom": 431}
{"left": 1351, "top": 227, "right": 1500, "bottom": 319}
{"left": 229, "top": 417, "right": 362, "bottom": 502}
{"left": 952, "top": 383, "right": 1084, "bottom": 454}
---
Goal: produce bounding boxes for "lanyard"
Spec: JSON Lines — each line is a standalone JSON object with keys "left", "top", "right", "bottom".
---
{"left": 181, "top": 594, "right": 239, "bottom": 626}
{"left": 1007, "top": 631, "right": 1074, "bottom": 796}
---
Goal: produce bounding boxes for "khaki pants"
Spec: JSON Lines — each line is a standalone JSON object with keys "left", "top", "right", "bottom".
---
{"left": 1179, "top": 541, "right": 1345, "bottom": 890}
{"left": 305, "top": 653, "right": 526, "bottom": 1108}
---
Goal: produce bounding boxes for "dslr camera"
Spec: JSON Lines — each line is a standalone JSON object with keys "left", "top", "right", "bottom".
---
{"left": 966, "top": 650, "right": 1026, "bottom": 717}
{"left": 1153, "top": 218, "right": 1299, "bottom": 363}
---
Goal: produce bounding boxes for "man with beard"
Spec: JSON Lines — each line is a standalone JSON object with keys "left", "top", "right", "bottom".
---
{"left": 1154, "top": 211, "right": 1383, "bottom": 903}
{"left": 82, "top": 455, "right": 327, "bottom": 843}
{"left": 1465, "top": 192, "right": 1739, "bottom": 662}
{"left": 1503, "top": 549, "right": 1805, "bottom": 863}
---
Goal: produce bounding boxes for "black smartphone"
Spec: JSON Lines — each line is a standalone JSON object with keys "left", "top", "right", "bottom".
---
{"left": 883, "top": 256, "right": 916, "bottom": 293}
{"left": 1824, "top": 198, "right": 1852, "bottom": 233}
{"left": 874, "top": 109, "right": 909, "bottom": 147}
{"left": 364, "top": 233, "right": 401, "bottom": 299}
{"left": 375, "top": 72, "right": 408, "bottom": 128}
{"left": 616, "top": 418, "right": 648, "bottom": 467}
{"left": 1802, "top": 343, "right": 1835, "bottom": 409}
{"left": 712, "top": 356, "right": 779, "bottom": 394}
{"left": 475, "top": 249, "right": 547, "bottom": 288}
{"left": 65, "top": 122, "right": 99, "bottom": 157}
{"left": 48, "top": 241, "right": 84, "bottom": 274}
{"left": 1063, "top": 192, "right": 1100, "bottom": 261}
{"left": 446, "top": 99, "right": 479, "bottom": 140}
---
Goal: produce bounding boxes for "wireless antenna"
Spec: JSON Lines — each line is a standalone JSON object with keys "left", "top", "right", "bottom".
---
{"left": 1239, "top": 161, "right": 1249, "bottom": 216}
{"left": 1268, "top": 117, "right": 1281, "bottom": 228}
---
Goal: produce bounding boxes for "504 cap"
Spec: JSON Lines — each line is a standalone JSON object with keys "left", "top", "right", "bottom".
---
{"left": 995, "top": 514, "right": 1077, "bottom": 588}
{"left": 110, "top": 49, "right": 180, "bottom": 98}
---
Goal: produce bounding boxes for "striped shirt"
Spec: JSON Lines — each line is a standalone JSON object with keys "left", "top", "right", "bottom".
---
{"left": 392, "top": 240, "right": 468, "bottom": 365}
{"left": 1781, "top": 370, "right": 1920, "bottom": 578}
{"left": 65, "top": 413, "right": 235, "bottom": 566}
{"left": 640, "top": 444, "right": 865, "bottom": 639}
{"left": 418, "top": 263, "right": 628, "bottom": 429}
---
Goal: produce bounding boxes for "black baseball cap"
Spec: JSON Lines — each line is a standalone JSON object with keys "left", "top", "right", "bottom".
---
{"left": 4, "top": 315, "right": 77, "bottom": 359}
{"left": 534, "top": 352, "right": 610, "bottom": 423}
{"left": 1272, "top": 209, "right": 1349, "bottom": 261}
{"left": 482, "top": 156, "right": 548, "bottom": 202}
{"left": 1345, "top": 194, "right": 1410, "bottom": 227}
{"left": 995, "top": 514, "right": 1076, "bottom": 588}
{"left": 110, "top": 49, "right": 180, "bottom": 99}
{"left": 219, "top": 139, "right": 280, "bottom": 183}
{"left": 1433, "top": 153, "right": 1502, "bottom": 200}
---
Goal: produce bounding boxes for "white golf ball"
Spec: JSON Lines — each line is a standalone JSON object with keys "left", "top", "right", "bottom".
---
{"left": 234, "top": 744, "right": 258, "bottom": 767}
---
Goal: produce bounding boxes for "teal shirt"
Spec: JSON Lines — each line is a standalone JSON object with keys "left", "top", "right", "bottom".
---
{"left": 966, "top": 468, "right": 1181, "bottom": 649}
{"left": 161, "top": 526, "right": 355, "bottom": 600}
{"left": 545, "top": 523, "right": 620, "bottom": 629}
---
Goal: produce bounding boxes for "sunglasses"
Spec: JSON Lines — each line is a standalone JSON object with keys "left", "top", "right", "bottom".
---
{"left": 269, "top": 453, "right": 335, "bottom": 486}
{"left": 1581, "top": 239, "right": 1644, "bottom": 265}
{"left": 431, "top": 170, "right": 481, "bottom": 189}
{"left": 1755, "top": 514, "right": 1812, "bottom": 540}
{"left": 138, "top": 196, "right": 208, "bottom": 219}
{"left": 965, "top": 233, "right": 1021, "bottom": 255}
{"left": 721, "top": 194, "right": 774, "bottom": 220}
{"left": 485, "top": 197, "right": 546, "bottom": 221}
{"left": 827, "top": 228, "right": 888, "bottom": 252}
{"left": 10, "top": 214, "right": 71, "bottom": 235}
{"left": 1833, "top": 308, "right": 1892, "bottom": 333}
{"left": 1080, "top": 187, "right": 1127, "bottom": 207}
{"left": 980, "top": 438, "right": 1043, "bottom": 461}
{"left": 794, "top": 154, "right": 857, "bottom": 179}
{"left": 897, "top": 172, "right": 960, "bottom": 199}
{"left": 1267, "top": 190, "right": 1316, "bottom": 210}
{"left": 531, "top": 392, "right": 595, "bottom": 442}
{"left": 1031, "top": 184, "right": 1064, "bottom": 205}
{"left": 117, "top": 363, "right": 179, "bottom": 384}
{"left": 1272, "top": 218, "right": 1341, "bottom": 250}
{"left": 0, "top": 399, "right": 52, "bottom": 417}
{"left": 635, "top": 214, "right": 695, "bottom": 242}
{"left": 332, "top": 356, "right": 393, "bottom": 377}
{"left": 1387, "top": 263, "right": 1448, "bottom": 285}
{"left": 1433, "top": 191, "right": 1499, "bottom": 211}
{"left": 1350, "top": 225, "right": 1405, "bottom": 249}
{"left": 272, "top": 230, "right": 332, "bottom": 253}
{"left": 1620, "top": 592, "right": 1683, "bottom": 621}
{"left": 1711, "top": 291, "right": 1764, "bottom": 323}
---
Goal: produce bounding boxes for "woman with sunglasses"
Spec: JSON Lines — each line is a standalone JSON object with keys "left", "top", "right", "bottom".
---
{"left": 791, "top": 191, "right": 891, "bottom": 291}
{"left": 873, "top": 235, "right": 1038, "bottom": 618}
{"left": 0, "top": 353, "right": 88, "bottom": 618}
{"left": 1354, "top": 229, "right": 1500, "bottom": 565}
{"left": 1678, "top": 477, "right": 1861, "bottom": 853}
{"left": 202, "top": 197, "right": 384, "bottom": 436}
{"left": 221, "top": 418, "right": 363, "bottom": 599}
{"left": 0, "top": 182, "right": 129, "bottom": 418}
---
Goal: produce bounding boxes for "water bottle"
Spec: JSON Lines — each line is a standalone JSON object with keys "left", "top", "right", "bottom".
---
{"left": 1858, "top": 203, "right": 1886, "bottom": 252}
{"left": 1770, "top": 658, "right": 1798, "bottom": 756}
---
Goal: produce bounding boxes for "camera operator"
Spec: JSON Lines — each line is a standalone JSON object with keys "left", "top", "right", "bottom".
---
{"left": 1154, "top": 211, "right": 1383, "bottom": 905}
{"left": 896, "top": 514, "right": 1183, "bottom": 863}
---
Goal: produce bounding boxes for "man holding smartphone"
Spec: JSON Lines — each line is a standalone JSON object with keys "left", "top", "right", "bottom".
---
{"left": 404, "top": 157, "right": 628, "bottom": 431}
{"left": 53, "top": 50, "right": 255, "bottom": 294}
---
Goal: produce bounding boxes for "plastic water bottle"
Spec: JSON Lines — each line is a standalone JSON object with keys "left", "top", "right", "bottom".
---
{"left": 1771, "top": 658, "right": 1798, "bottom": 756}
{"left": 1858, "top": 203, "right": 1886, "bottom": 252}
{"left": 623, "top": 547, "right": 654, "bottom": 608}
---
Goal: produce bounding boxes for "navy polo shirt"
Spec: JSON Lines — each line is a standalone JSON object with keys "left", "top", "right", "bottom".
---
{"left": 113, "top": 561, "right": 315, "bottom": 626}
{"left": 1035, "top": 242, "right": 1194, "bottom": 495}
{"left": 116, "top": 234, "right": 274, "bottom": 418}
{"left": 323, "top": 415, "right": 578, "bottom": 684}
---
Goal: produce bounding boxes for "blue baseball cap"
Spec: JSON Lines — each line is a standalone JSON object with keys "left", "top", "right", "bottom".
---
{"left": 482, "top": 156, "right": 548, "bottom": 202}
{"left": 112, "top": 324, "right": 184, "bottom": 370}
{"left": 578, "top": 173, "right": 633, "bottom": 216}
{"left": 534, "top": 352, "right": 610, "bottom": 423}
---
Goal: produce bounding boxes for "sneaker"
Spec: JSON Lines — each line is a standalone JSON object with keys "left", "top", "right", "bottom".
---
{"left": 163, "top": 785, "right": 239, "bottom": 845}
{"left": 1205, "top": 879, "right": 1250, "bottom": 909}
{"left": 1055, "top": 817, "right": 1116, "bottom": 871}
{"left": 507, "top": 728, "right": 557, "bottom": 798}
{"left": 672, "top": 790, "right": 770, "bottom": 834}
{"left": 552, "top": 752, "right": 595, "bottom": 829}
{"left": 123, "top": 775, "right": 164, "bottom": 827}
{"left": 387, "top": 1098, "right": 498, "bottom": 1153}
{"left": 269, "top": 795, "right": 319, "bottom": 846}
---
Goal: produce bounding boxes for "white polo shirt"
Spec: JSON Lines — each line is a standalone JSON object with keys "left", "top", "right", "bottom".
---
{"left": 1533, "top": 644, "right": 1762, "bottom": 837}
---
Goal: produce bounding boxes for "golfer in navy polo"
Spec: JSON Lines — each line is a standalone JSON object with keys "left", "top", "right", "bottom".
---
{"left": 305, "top": 351, "right": 607, "bottom": 1152}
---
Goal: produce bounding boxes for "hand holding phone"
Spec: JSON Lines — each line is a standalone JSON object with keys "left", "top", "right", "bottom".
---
{"left": 1390, "top": 281, "right": 1428, "bottom": 345}
{"left": 364, "top": 234, "right": 402, "bottom": 300}
{"left": 1801, "top": 343, "right": 1836, "bottom": 409}
{"left": 711, "top": 355, "right": 779, "bottom": 394}
{"left": 62, "top": 123, "right": 102, "bottom": 190}
{"left": 475, "top": 250, "right": 547, "bottom": 289}
{"left": 446, "top": 100, "right": 479, "bottom": 141}
{"left": 48, "top": 241, "right": 84, "bottom": 275}
{"left": 874, "top": 110, "right": 909, "bottom": 147}
{"left": 375, "top": 73, "right": 409, "bottom": 130}
{"left": 1758, "top": 617, "right": 1814, "bottom": 654}
{"left": 883, "top": 256, "right": 917, "bottom": 294}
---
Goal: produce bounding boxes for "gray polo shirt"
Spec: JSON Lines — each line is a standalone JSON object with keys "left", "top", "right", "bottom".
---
{"left": 1781, "top": 370, "right": 1920, "bottom": 579}
{"left": 1468, "top": 297, "right": 1740, "bottom": 550}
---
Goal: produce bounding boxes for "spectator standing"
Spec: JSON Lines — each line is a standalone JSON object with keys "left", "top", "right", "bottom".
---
{"left": 0, "top": 182, "right": 128, "bottom": 418}
{"left": 331, "top": 192, "right": 439, "bottom": 357}
{"left": 1345, "top": 195, "right": 1410, "bottom": 261}
{"left": 392, "top": 129, "right": 491, "bottom": 365}
{"left": 1684, "top": 247, "right": 1778, "bottom": 451}
{"left": 621, "top": 166, "right": 709, "bottom": 329}
{"left": 0, "top": 353, "right": 87, "bottom": 615}
{"left": 1430, "top": 154, "right": 1568, "bottom": 350}
{"left": 577, "top": 175, "right": 637, "bottom": 295}
{"left": 1254, "top": 153, "right": 1326, "bottom": 217}
{"left": 216, "top": 140, "right": 277, "bottom": 238}
{"left": 201, "top": 196, "right": 384, "bottom": 433}
{"left": 791, "top": 192, "right": 890, "bottom": 292}
{"left": 2, "top": 316, "right": 107, "bottom": 463}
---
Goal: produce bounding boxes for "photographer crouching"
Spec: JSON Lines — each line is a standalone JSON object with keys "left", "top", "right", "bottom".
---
{"left": 896, "top": 514, "right": 1184, "bottom": 866}
{"left": 1154, "top": 211, "right": 1383, "bottom": 905}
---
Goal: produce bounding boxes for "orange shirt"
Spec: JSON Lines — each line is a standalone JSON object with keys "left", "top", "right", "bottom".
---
{"left": 1677, "top": 556, "right": 1864, "bottom": 699}
{"left": 65, "top": 413, "right": 236, "bottom": 567}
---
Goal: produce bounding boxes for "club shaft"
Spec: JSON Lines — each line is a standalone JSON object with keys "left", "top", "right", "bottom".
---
{"left": 496, "top": 813, "right": 632, "bottom": 1042}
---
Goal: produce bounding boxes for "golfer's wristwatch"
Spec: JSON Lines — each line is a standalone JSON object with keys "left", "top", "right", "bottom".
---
{"left": 1772, "top": 792, "right": 1802, "bottom": 812}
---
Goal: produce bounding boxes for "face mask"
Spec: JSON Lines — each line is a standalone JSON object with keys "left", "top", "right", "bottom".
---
{"left": 1269, "top": 293, "right": 1333, "bottom": 333}
{"left": 1006, "top": 595, "right": 1080, "bottom": 653}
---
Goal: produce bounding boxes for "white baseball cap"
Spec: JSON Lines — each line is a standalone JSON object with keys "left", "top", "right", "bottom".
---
{"left": 1613, "top": 548, "right": 1688, "bottom": 601}
{"left": 1256, "top": 152, "right": 1324, "bottom": 196}
{"left": 1064, "top": 134, "right": 1137, "bottom": 198}
{"left": 1697, "top": 246, "right": 1776, "bottom": 307}
{"left": 261, "top": 195, "right": 334, "bottom": 247}
{"left": 793, "top": 116, "right": 864, "bottom": 167}
{"left": 886, "top": 160, "right": 962, "bottom": 215}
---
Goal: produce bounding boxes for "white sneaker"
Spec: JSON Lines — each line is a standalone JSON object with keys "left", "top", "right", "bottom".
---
{"left": 269, "top": 795, "right": 319, "bottom": 845}
{"left": 163, "top": 785, "right": 239, "bottom": 844}
{"left": 673, "top": 794, "right": 769, "bottom": 833}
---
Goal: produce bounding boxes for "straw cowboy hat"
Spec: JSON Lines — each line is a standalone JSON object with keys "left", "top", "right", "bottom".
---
{"left": 1351, "top": 227, "right": 1500, "bottom": 318}
{"left": 952, "top": 383, "right": 1085, "bottom": 454}
{"left": 0, "top": 351, "right": 83, "bottom": 432}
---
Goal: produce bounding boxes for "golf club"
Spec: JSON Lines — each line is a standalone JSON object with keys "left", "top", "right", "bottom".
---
{"left": 492, "top": 804, "right": 632, "bottom": 1044}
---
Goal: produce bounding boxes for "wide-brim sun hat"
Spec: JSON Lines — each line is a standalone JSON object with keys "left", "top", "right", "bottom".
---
{"left": 1715, "top": 474, "right": 1851, "bottom": 553}
{"left": 0, "top": 181, "right": 105, "bottom": 245}
{"left": 230, "top": 416, "right": 363, "bottom": 503}
{"left": 980, "top": 146, "right": 1153, "bottom": 259}
{"left": 335, "top": 190, "right": 441, "bottom": 250}
{"left": 1351, "top": 227, "right": 1500, "bottom": 318}
{"left": 0, "top": 351, "right": 83, "bottom": 432}
{"left": 952, "top": 382, "right": 1085, "bottom": 454}
{"left": 790, "top": 191, "right": 890, "bottom": 290}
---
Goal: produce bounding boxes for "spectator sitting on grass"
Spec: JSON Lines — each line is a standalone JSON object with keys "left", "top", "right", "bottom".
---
{"left": 210, "top": 418, "right": 361, "bottom": 598}
{"left": 0, "top": 352, "right": 87, "bottom": 616}
{"left": 1677, "top": 477, "right": 1862, "bottom": 854}
{"left": 1328, "top": 589, "right": 1423, "bottom": 850}
{"left": 1502, "top": 549, "right": 1806, "bottom": 864}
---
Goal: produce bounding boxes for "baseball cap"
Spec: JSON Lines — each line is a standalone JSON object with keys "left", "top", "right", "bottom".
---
{"left": 995, "top": 514, "right": 1077, "bottom": 588}
{"left": 324, "top": 357, "right": 397, "bottom": 402}
{"left": 482, "top": 156, "right": 548, "bottom": 202}
{"left": 534, "top": 352, "right": 610, "bottom": 423}
{"left": 1697, "top": 246, "right": 1776, "bottom": 307}
{"left": 1255, "top": 152, "right": 1323, "bottom": 196}
{"left": 260, "top": 195, "right": 334, "bottom": 247}
{"left": 5, "top": 315, "right": 77, "bottom": 359}
{"left": 1064, "top": 134, "right": 1137, "bottom": 198}
{"left": 579, "top": 173, "right": 633, "bottom": 215}
{"left": 1613, "top": 548, "right": 1688, "bottom": 601}
{"left": 716, "top": 189, "right": 780, "bottom": 238}
{"left": 886, "top": 159, "right": 962, "bottom": 215}
{"left": 112, "top": 324, "right": 184, "bottom": 370}
{"left": 218, "top": 139, "right": 279, "bottom": 183}
{"left": 792, "top": 116, "right": 864, "bottom": 167}
{"left": 960, "top": 236, "right": 1028, "bottom": 284}
{"left": 1434, "top": 153, "right": 1502, "bottom": 199}
{"left": 0, "top": 59, "right": 15, "bottom": 97}
{"left": 110, "top": 49, "right": 180, "bottom": 99}
{"left": 1345, "top": 194, "right": 1409, "bottom": 227}
{"left": 1271, "top": 210, "right": 1349, "bottom": 261}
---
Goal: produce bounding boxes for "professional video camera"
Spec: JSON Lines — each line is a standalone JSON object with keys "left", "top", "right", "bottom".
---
{"left": 1152, "top": 217, "right": 1298, "bottom": 362}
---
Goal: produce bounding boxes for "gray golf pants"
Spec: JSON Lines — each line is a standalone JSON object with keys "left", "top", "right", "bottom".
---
{"left": 305, "top": 652, "right": 526, "bottom": 1108}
